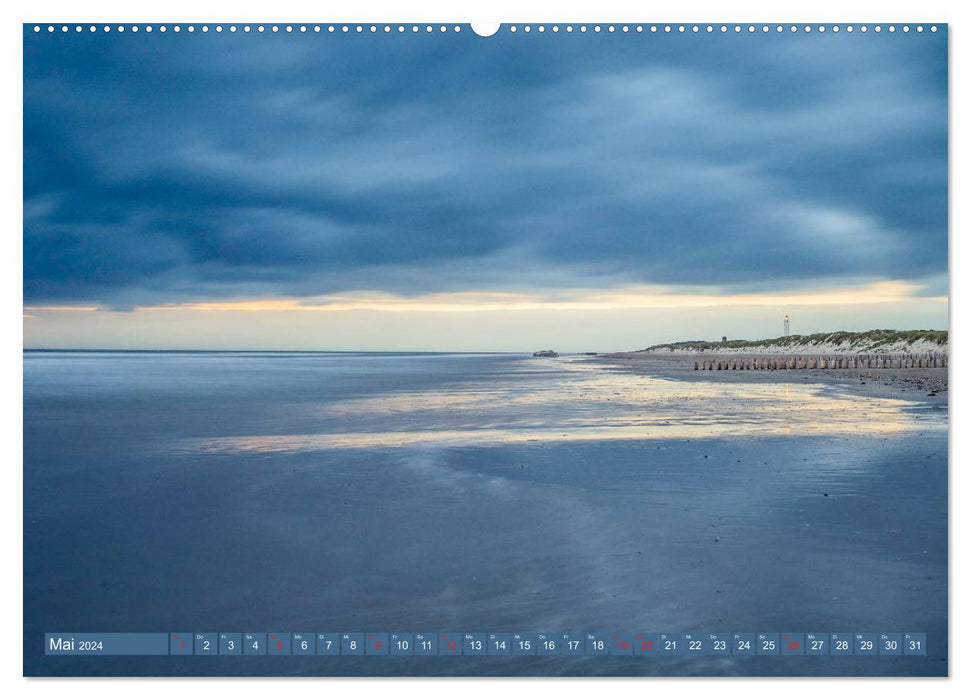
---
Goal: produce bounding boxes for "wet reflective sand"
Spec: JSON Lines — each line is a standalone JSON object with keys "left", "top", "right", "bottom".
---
{"left": 24, "top": 352, "right": 947, "bottom": 676}
{"left": 184, "top": 358, "right": 939, "bottom": 453}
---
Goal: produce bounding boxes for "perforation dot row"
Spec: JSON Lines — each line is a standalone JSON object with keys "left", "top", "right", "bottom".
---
{"left": 507, "top": 24, "right": 938, "bottom": 34}
{"left": 30, "top": 24, "right": 941, "bottom": 35}
{"left": 32, "top": 24, "right": 466, "bottom": 34}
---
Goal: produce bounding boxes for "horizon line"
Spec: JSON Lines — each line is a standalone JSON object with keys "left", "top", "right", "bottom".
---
{"left": 22, "top": 347, "right": 545, "bottom": 354}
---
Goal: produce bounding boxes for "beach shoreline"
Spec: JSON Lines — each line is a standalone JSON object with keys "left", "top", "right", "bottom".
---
{"left": 590, "top": 352, "right": 949, "bottom": 408}
{"left": 24, "top": 350, "right": 948, "bottom": 676}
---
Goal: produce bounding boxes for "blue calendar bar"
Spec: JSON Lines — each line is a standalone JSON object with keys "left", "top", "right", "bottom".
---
{"left": 45, "top": 633, "right": 169, "bottom": 655}
{"left": 43, "top": 631, "right": 927, "bottom": 656}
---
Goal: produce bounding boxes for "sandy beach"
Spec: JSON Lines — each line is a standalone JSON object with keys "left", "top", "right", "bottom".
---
{"left": 599, "top": 352, "right": 948, "bottom": 406}
{"left": 24, "top": 351, "right": 948, "bottom": 676}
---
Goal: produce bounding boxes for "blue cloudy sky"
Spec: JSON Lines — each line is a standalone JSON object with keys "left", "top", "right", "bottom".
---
{"left": 23, "top": 25, "right": 947, "bottom": 350}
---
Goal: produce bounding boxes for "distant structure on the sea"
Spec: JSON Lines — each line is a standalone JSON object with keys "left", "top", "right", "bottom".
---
{"left": 784, "top": 314, "right": 790, "bottom": 337}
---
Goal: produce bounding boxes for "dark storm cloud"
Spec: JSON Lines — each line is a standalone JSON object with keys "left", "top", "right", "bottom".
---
{"left": 23, "top": 27, "right": 947, "bottom": 306}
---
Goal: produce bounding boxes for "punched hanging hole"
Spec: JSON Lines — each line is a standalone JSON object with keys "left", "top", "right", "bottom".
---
{"left": 470, "top": 23, "right": 500, "bottom": 37}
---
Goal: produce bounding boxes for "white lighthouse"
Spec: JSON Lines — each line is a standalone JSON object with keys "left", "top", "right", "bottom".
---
{"left": 784, "top": 314, "right": 790, "bottom": 337}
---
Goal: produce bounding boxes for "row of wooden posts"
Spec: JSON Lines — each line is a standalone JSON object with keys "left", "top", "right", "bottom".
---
{"left": 693, "top": 353, "right": 948, "bottom": 371}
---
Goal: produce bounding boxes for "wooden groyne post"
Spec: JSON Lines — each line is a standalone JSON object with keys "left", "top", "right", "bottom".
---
{"left": 692, "top": 351, "right": 948, "bottom": 370}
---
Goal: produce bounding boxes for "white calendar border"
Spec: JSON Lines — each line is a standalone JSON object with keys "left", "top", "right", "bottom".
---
{"left": 2, "top": 0, "right": 964, "bottom": 698}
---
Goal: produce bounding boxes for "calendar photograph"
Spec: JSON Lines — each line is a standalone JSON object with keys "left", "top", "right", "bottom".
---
{"left": 23, "top": 21, "right": 948, "bottom": 677}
